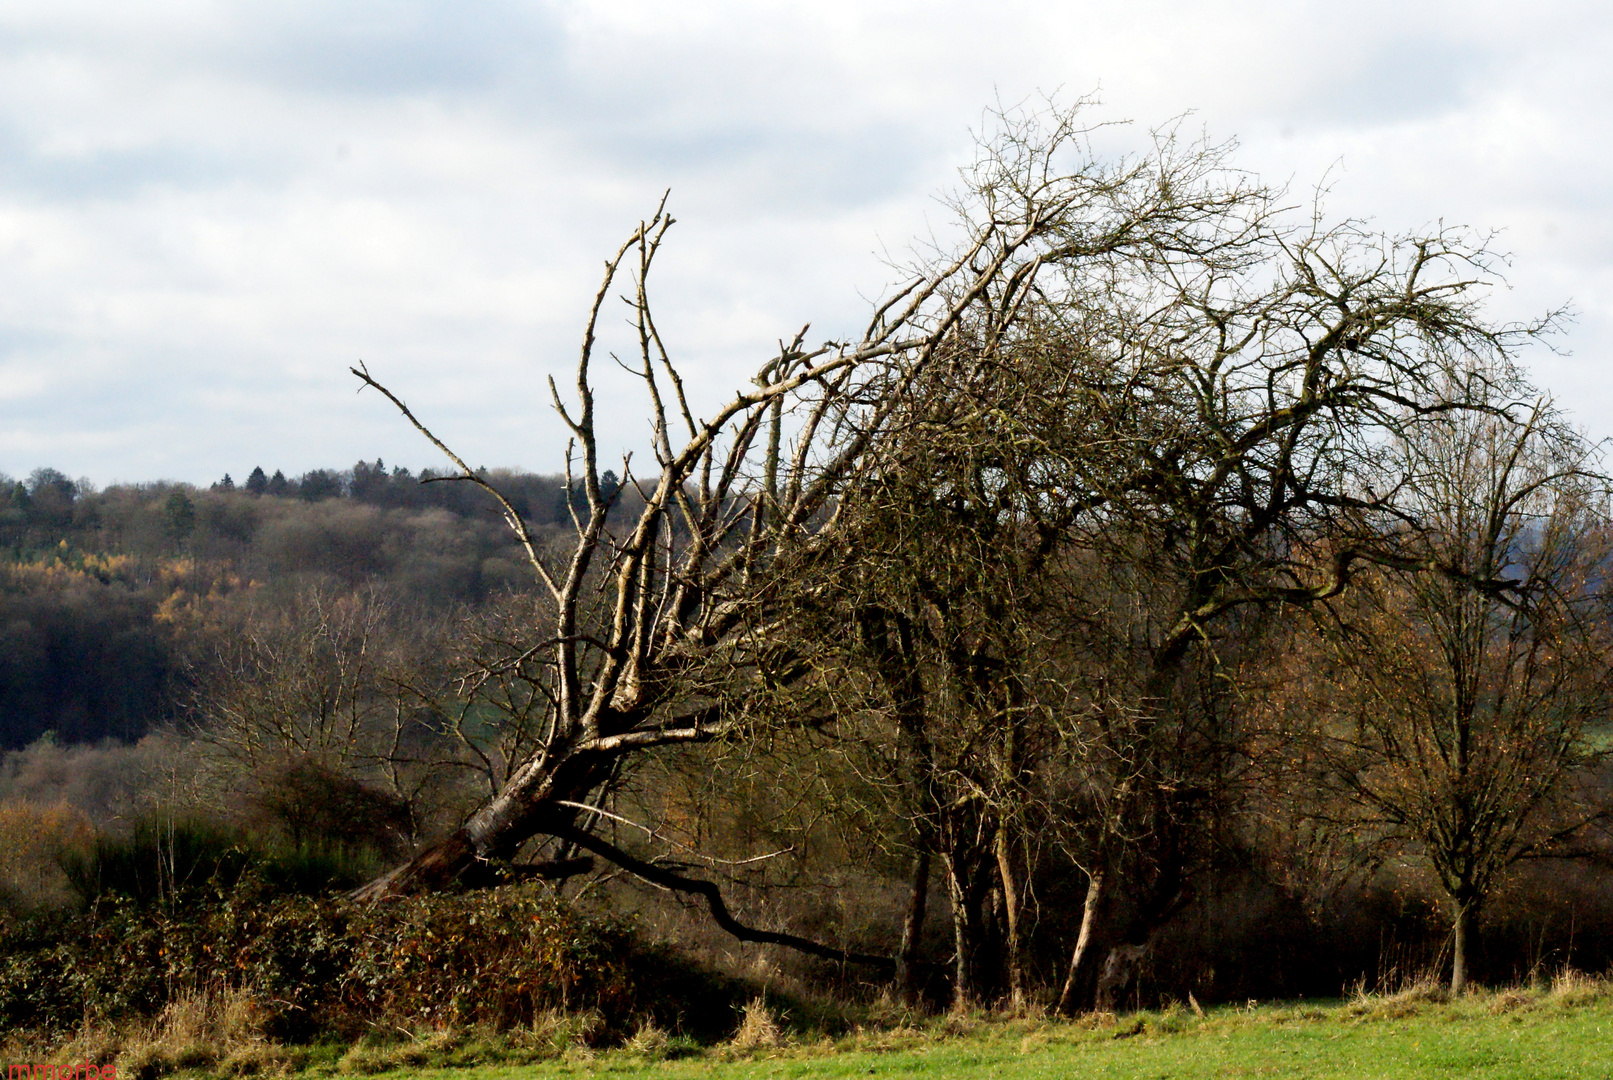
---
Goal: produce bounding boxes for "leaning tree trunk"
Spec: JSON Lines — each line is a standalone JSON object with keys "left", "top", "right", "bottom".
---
{"left": 351, "top": 744, "right": 613, "bottom": 900}
{"left": 1056, "top": 865, "right": 1106, "bottom": 1014}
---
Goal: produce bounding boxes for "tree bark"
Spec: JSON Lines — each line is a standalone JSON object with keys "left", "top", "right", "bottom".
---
{"left": 350, "top": 745, "right": 610, "bottom": 902}
{"left": 993, "top": 823, "right": 1026, "bottom": 1012}
{"left": 1451, "top": 899, "right": 1472, "bottom": 995}
{"left": 1056, "top": 866, "right": 1105, "bottom": 1014}
{"left": 945, "top": 856, "right": 974, "bottom": 1012}
{"left": 897, "top": 849, "right": 932, "bottom": 1006}
{"left": 1095, "top": 942, "right": 1148, "bottom": 1013}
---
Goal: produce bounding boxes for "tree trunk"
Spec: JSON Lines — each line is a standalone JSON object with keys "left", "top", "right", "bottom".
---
{"left": 1095, "top": 942, "right": 1148, "bottom": 1013}
{"left": 1451, "top": 898, "right": 1473, "bottom": 995}
{"left": 994, "top": 823, "right": 1026, "bottom": 1012}
{"left": 945, "top": 856, "right": 974, "bottom": 1012}
{"left": 1056, "top": 866, "right": 1105, "bottom": 1014}
{"left": 351, "top": 746, "right": 611, "bottom": 901}
{"left": 897, "top": 849, "right": 932, "bottom": 1006}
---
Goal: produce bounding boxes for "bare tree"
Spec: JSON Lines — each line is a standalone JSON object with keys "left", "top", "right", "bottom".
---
{"left": 970, "top": 227, "right": 1570, "bottom": 1011}
{"left": 187, "top": 585, "right": 398, "bottom": 775}
{"left": 346, "top": 103, "right": 1275, "bottom": 972}
{"left": 793, "top": 198, "right": 1571, "bottom": 1009}
{"left": 1294, "top": 397, "right": 1611, "bottom": 993}
{"left": 181, "top": 583, "right": 461, "bottom": 850}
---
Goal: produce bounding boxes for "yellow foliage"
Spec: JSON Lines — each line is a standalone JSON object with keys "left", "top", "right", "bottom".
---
{"left": 0, "top": 799, "right": 96, "bottom": 907}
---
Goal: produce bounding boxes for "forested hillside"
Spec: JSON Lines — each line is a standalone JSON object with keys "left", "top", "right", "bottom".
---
{"left": 0, "top": 462, "right": 586, "bottom": 748}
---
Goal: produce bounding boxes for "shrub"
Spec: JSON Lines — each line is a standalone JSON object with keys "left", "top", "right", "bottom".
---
{"left": 0, "top": 800, "right": 95, "bottom": 912}
{"left": 0, "top": 877, "right": 745, "bottom": 1043}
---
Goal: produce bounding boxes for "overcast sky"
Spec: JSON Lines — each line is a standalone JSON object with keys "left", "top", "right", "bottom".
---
{"left": 1, "top": 1, "right": 1609, "bottom": 486}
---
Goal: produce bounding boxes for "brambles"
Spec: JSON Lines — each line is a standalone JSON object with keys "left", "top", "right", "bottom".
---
{"left": 0, "top": 875, "right": 737, "bottom": 1043}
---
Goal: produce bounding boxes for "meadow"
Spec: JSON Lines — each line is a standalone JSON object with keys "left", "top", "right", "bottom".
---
{"left": 21, "top": 974, "right": 1608, "bottom": 1080}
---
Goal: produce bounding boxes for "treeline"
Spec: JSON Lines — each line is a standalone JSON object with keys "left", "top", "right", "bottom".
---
{"left": 0, "top": 460, "right": 611, "bottom": 559}
{"left": 0, "top": 461, "right": 605, "bottom": 749}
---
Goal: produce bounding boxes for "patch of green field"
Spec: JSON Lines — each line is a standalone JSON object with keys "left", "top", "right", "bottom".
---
{"left": 16, "top": 981, "right": 1609, "bottom": 1079}
{"left": 354, "top": 985, "right": 1613, "bottom": 1080}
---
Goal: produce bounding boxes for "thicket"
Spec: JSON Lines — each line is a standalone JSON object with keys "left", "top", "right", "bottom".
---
{"left": 0, "top": 820, "right": 744, "bottom": 1046}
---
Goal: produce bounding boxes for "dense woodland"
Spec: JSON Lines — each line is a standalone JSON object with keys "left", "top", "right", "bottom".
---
{"left": 0, "top": 462, "right": 595, "bottom": 748}
{"left": 5, "top": 105, "right": 1613, "bottom": 1048}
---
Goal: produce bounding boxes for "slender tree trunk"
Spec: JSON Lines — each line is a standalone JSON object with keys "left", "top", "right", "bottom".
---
{"left": 993, "top": 823, "right": 1026, "bottom": 1012}
{"left": 1451, "top": 899, "right": 1472, "bottom": 995}
{"left": 897, "top": 850, "right": 931, "bottom": 1006}
{"left": 945, "top": 856, "right": 974, "bottom": 1012}
{"left": 1056, "top": 866, "right": 1105, "bottom": 1014}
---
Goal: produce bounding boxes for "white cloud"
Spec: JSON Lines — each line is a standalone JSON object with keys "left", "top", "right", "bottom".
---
{"left": 0, "top": 0, "right": 1609, "bottom": 484}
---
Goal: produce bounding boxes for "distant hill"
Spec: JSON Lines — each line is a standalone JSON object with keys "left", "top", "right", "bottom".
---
{"left": 0, "top": 461, "right": 592, "bottom": 750}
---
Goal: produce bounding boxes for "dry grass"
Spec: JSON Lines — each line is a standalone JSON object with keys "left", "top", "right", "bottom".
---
{"left": 730, "top": 998, "right": 783, "bottom": 1051}
{"left": 1547, "top": 966, "right": 1606, "bottom": 1005}
{"left": 337, "top": 1031, "right": 464, "bottom": 1075}
{"left": 623, "top": 1020, "right": 671, "bottom": 1056}
{"left": 1346, "top": 974, "right": 1449, "bottom": 1019}
{"left": 1486, "top": 989, "right": 1534, "bottom": 1015}
{"left": 4, "top": 970, "right": 1611, "bottom": 1079}
{"left": 117, "top": 986, "right": 280, "bottom": 1079}
{"left": 335, "top": 1009, "right": 611, "bottom": 1075}
{"left": 1332, "top": 966, "right": 1613, "bottom": 1026}
{"left": 0, "top": 986, "right": 289, "bottom": 1080}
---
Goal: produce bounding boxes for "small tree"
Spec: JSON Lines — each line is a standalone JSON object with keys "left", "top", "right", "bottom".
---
{"left": 163, "top": 489, "right": 196, "bottom": 542}
{"left": 183, "top": 584, "right": 458, "bottom": 850}
{"left": 1299, "top": 398, "right": 1612, "bottom": 993}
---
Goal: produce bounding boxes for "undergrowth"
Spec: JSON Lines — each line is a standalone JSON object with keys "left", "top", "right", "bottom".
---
{"left": 3, "top": 971, "right": 1611, "bottom": 1078}
{"left": 0, "top": 872, "right": 752, "bottom": 1048}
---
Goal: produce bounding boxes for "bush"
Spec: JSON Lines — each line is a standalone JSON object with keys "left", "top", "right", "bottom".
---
{"left": 0, "top": 877, "right": 745, "bottom": 1043}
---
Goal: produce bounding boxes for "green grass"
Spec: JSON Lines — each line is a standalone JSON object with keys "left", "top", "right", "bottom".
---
{"left": 15, "top": 978, "right": 1613, "bottom": 1080}
{"left": 328, "top": 980, "right": 1613, "bottom": 1080}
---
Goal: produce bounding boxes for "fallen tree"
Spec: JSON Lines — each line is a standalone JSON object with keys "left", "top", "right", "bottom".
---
{"left": 347, "top": 106, "right": 1273, "bottom": 951}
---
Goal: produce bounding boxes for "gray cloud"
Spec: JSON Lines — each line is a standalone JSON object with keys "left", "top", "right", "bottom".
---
{"left": 0, "top": 0, "right": 1608, "bottom": 484}
{"left": 223, "top": 4, "right": 563, "bottom": 98}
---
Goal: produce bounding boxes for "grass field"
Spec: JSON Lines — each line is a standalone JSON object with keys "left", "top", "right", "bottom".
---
{"left": 410, "top": 1010, "right": 1604, "bottom": 1079}
{"left": 325, "top": 978, "right": 1613, "bottom": 1080}
{"left": 14, "top": 976, "right": 1613, "bottom": 1079}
